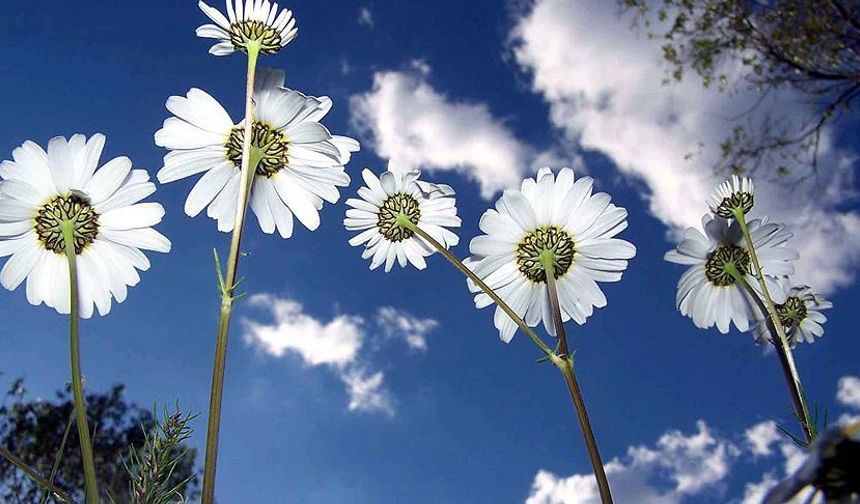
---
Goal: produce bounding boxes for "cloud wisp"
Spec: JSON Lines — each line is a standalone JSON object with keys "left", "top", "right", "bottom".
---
{"left": 376, "top": 306, "right": 438, "bottom": 352}
{"left": 241, "top": 294, "right": 439, "bottom": 416}
{"left": 358, "top": 6, "right": 374, "bottom": 28}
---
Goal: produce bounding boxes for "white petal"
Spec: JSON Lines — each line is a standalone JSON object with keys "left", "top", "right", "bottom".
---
{"left": 209, "top": 42, "right": 236, "bottom": 56}
{"left": 84, "top": 156, "right": 133, "bottom": 204}
{"left": 95, "top": 175, "right": 156, "bottom": 213}
{"left": 155, "top": 117, "right": 227, "bottom": 149}
{"left": 199, "top": 1, "right": 231, "bottom": 27}
{"left": 184, "top": 163, "right": 236, "bottom": 217}
{"left": 6, "top": 141, "right": 54, "bottom": 192}
{"left": 100, "top": 228, "right": 171, "bottom": 253}
{"left": 0, "top": 198, "right": 36, "bottom": 221}
{"left": 165, "top": 88, "right": 234, "bottom": 135}
{"left": 249, "top": 177, "right": 276, "bottom": 234}
{"left": 47, "top": 136, "right": 74, "bottom": 193}
{"left": 1, "top": 241, "right": 40, "bottom": 290}
{"left": 0, "top": 179, "right": 48, "bottom": 206}
{"left": 272, "top": 172, "right": 320, "bottom": 231}
{"left": 100, "top": 203, "right": 165, "bottom": 230}
{"left": 284, "top": 122, "right": 332, "bottom": 144}
{"left": 158, "top": 147, "right": 228, "bottom": 184}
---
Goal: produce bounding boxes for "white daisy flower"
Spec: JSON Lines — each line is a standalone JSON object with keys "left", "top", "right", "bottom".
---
{"left": 197, "top": 0, "right": 298, "bottom": 56}
{"left": 344, "top": 162, "right": 461, "bottom": 272}
{"left": 0, "top": 135, "right": 171, "bottom": 318}
{"left": 753, "top": 284, "right": 833, "bottom": 346}
{"left": 466, "top": 167, "right": 636, "bottom": 343}
{"left": 665, "top": 215, "right": 798, "bottom": 334}
{"left": 155, "top": 69, "right": 359, "bottom": 238}
{"left": 709, "top": 175, "right": 754, "bottom": 218}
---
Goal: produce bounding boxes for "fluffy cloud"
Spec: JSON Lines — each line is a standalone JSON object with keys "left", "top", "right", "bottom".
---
{"left": 376, "top": 306, "right": 439, "bottom": 352}
{"left": 837, "top": 376, "right": 860, "bottom": 410}
{"left": 242, "top": 295, "right": 437, "bottom": 415}
{"left": 526, "top": 421, "right": 736, "bottom": 504}
{"left": 527, "top": 377, "right": 860, "bottom": 503}
{"left": 350, "top": 62, "right": 575, "bottom": 198}
{"left": 745, "top": 420, "right": 782, "bottom": 457}
{"left": 341, "top": 369, "right": 392, "bottom": 415}
{"left": 242, "top": 295, "right": 363, "bottom": 366}
{"left": 738, "top": 422, "right": 817, "bottom": 504}
{"left": 510, "top": 0, "right": 860, "bottom": 293}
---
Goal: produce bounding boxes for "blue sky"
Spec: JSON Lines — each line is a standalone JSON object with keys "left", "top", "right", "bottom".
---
{"left": 1, "top": 1, "right": 859, "bottom": 502}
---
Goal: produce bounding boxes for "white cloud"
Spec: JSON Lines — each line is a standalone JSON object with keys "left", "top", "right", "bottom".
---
{"left": 358, "top": 7, "right": 374, "bottom": 28}
{"left": 242, "top": 295, "right": 436, "bottom": 415}
{"left": 350, "top": 64, "right": 577, "bottom": 198}
{"left": 745, "top": 420, "right": 782, "bottom": 456}
{"left": 243, "top": 295, "right": 363, "bottom": 366}
{"left": 738, "top": 430, "right": 817, "bottom": 504}
{"left": 376, "top": 307, "right": 439, "bottom": 352}
{"left": 527, "top": 421, "right": 735, "bottom": 504}
{"left": 837, "top": 376, "right": 860, "bottom": 410}
{"left": 341, "top": 368, "right": 393, "bottom": 415}
{"left": 527, "top": 376, "right": 860, "bottom": 503}
{"left": 510, "top": 0, "right": 860, "bottom": 293}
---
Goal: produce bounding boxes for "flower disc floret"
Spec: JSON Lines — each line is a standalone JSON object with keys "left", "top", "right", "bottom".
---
{"left": 516, "top": 225, "right": 575, "bottom": 283}
{"left": 377, "top": 193, "right": 421, "bottom": 242}
{"left": 229, "top": 19, "right": 283, "bottom": 54}
{"left": 225, "top": 121, "right": 289, "bottom": 178}
{"left": 704, "top": 244, "right": 750, "bottom": 287}
{"left": 710, "top": 175, "right": 754, "bottom": 218}
{"left": 776, "top": 296, "right": 808, "bottom": 329}
{"left": 35, "top": 194, "right": 100, "bottom": 255}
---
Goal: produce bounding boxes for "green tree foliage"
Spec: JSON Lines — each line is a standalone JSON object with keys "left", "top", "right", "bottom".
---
{"left": 621, "top": 0, "right": 860, "bottom": 178}
{"left": 0, "top": 375, "right": 198, "bottom": 503}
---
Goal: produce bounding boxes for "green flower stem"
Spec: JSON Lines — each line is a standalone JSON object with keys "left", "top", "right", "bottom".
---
{"left": 201, "top": 41, "right": 262, "bottom": 504}
{"left": 401, "top": 220, "right": 609, "bottom": 500}
{"left": 540, "top": 254, "right": 614, "bottom": 504}
{"left": 40, "top": 408, "right": 75, "bottom": 504}
{"left": 60, "top": 221, "right": 99, "bottom": 504}
{"left": 725, "top": 252, "right": 814, "bottom": 444}
{"left": 398, "top": 217, "right": 553, "bottom": 357}
{"left": 0, "top": 446, "right": 74, "bottom": 504}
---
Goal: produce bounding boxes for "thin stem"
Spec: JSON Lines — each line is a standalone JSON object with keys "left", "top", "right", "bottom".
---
{"left": 540, "top": 252, "right": 570, "bottom": 359}
{"left": 0, "top": 446, "right": 74, "bottom": 504}
{"left": 201, "top": 42, "right": 261, "bottom": 504}
{"left": 729, "top": 212, "right": 814, "bottom": 443}
{"left": 40, "top": 408, "right": 75, "bottom": 504}
{"left": 541, "top": 257, "right": 613, "bottom": 504}
{"left": 61, "top": 222, "right": 98, "bottom": 504}
{"left": 402, "top": 219, "right": 553, "bottom": 356}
